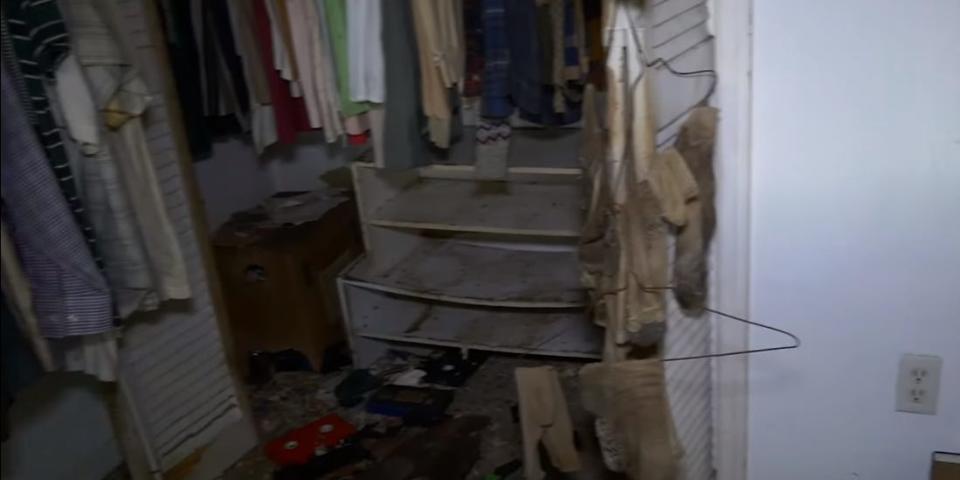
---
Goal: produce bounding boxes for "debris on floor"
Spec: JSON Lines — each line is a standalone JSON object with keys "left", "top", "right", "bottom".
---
{"left": 222, "top": 351, "right": 617, "bottom": 480}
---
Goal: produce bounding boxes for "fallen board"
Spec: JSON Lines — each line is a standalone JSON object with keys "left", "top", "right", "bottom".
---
{"left": 368, "top": 179, "right": 583, "bottom": 237}
{"left": 344, "top": 285, "right": 602, "bottom": 360}
{"left": 343, "top": 240, "right": 586, "bottom": 308}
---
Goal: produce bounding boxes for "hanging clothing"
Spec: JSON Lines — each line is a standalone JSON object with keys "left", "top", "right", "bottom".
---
{"left": 516, "top": 366, "right": 582, "bottom": 480}
{"left": 480, "top": 0, "right": 511, "bottom": 118}
{"left": 580, "top": 2, "right": 701, "bottom": 357}
{"left": 51, "top": 330, "right": 120, "bottom": 382}
{"left": 285, "top": 0, "right": 342, "bottom": 140}
{"left": 584, "top": 0, "right": 604, "bottom": 88}
{"left": 106, "top": 91, "right": 193, "bottom": 304}
{"left": 320, "top": 0, "right": 368, "bottom": 135}
{"left": 380, "top": 0, "right": 427, "bottom": 170}
{"left": 253, "top": 0, "right": 313, "bottom": 145}
{"left": 505, "top": 0, "right": 541, "bottom": 118}
{"left": 672, "top": 107, "right": 719, "bottom": 313}
{"left": 204, "top": 0, "right": 250, "bottom": 120}
{"left": 474, "top": 118, "right": 511, "bottom": 179}
{"left": 226, "top": 0, "right": 278, "bottom": 153}
{"left": 580, "top": 360, "right": 683, "bottom": 480}
{"left": 578, "top": 84, "right": 608, "bottom": 310}
{"left": 265, "top": 0, "right": 299, "bottom": 88}
{"left": 58, "top": 0, "right": 189, "bottom": 317}
{"left": 0, "top": 225, "right": 54, "bottom": 370}
{"left": 69, "top": 0, "right": 191, "bottom": 306}
{"left": 156, "top": 0, "right": 212, "bottom": 159}
{"left": 226, "top": 0, "right": 270, "bottom": 105}
{"left": 411, "top": 0, "right": 464, "bottom": 148}
{"left": 282, "top": 0, "right": 321, "bottom": 126}
{"left": 323, "top": 0, "right": 368, "bottom": 116}
{"left": 1, "top": 63, "right": 113, "bottom": 338}
{"left": 1, "top": 292, "right": 44, "bottom": 441}
{"left": 462, "top": 0, "right": 484, "bottom": 98}
{"left": 53, "top": 55, "right": 99, "bottom": 152}
{"left": 346, "top": 0, "right": 384, "bottom": 104}
{"left": 2, "top": 0, "right": 103, "bottom": 267}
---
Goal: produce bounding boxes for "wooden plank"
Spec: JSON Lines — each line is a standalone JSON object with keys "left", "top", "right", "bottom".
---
{"left": 428, "top": 127, "right": 583, "bottom": 169}
{"left": 417, "top": 164, "right": 583, "bottom": 181}
{"left": 368, "top": 179, "right": 583, "bottom": 237}
{"left": 351, "top": 163, "right": 419, "bottom": 252}
{"left": 346, "top": 286, "right": 602, "bottom": 359}
{"left": 344, "top": 239, "right": 586, "bottom": 308}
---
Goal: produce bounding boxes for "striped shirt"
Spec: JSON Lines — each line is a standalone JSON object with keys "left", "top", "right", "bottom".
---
{"left": 1, "top": 63, "right": 113, "bottom": 338}
{"left": 2, "top": 0, "right": 102, "bottom": 266}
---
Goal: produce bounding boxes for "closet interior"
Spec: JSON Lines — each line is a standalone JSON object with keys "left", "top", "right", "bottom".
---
{"left": 0, "top": 0, "right": 719, "bottom": 478}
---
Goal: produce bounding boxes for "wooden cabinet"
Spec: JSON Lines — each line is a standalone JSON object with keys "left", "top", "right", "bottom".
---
{"left": 213, "top": 199, "right": 362, "bottom": 375}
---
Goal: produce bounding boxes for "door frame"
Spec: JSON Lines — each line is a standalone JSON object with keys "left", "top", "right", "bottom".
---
{"left": 710, "top": 0, "right": 754, "bottom": 479}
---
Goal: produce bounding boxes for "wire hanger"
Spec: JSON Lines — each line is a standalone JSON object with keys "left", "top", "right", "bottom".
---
{"left": 584, "top": 279, "right": 802, "bottom": 362}
{"left": 586, "top": 4, "right": 797, "bottom": 362}
{"left": 663, "top": 302, "right": 801, "bottom": 362}
{"left": 603, "top": 0, "right": 718, "bottom": 147}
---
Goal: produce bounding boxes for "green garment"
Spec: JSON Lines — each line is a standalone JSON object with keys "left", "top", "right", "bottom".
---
{"left": 321, "top": 0, "right": 368, "bottom": 117}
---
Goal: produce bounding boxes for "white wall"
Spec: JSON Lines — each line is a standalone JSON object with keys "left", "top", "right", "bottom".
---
{"left": 1, "top": 374, "right": 122, "bottom": 480}
{"left": 194, "top": 138, "right": 275, "bottom": 229}
{"left": 194, "top": 134, "right": 358, "bottom": 229}
{"left": 265, "top": 133, "right": 361, "bottom": 192}
{"left": 748, "top": 1, "right": 960, "bottom": 479}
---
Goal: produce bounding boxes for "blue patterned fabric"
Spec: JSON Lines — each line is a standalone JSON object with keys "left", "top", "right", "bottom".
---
{"left": 1, "top": 63, "right": 113, "bottom": 338}
{"left": 480, "top": 0, "right": 510, "bottom": 118}
{"left": 2, "top": 0, "right": 103, "bottom": 266}
{"left": 505, "top": 0, "right": 541, "bottom": 117}
{"left": 563, "top": 0, "right": 579, "bottom": 69}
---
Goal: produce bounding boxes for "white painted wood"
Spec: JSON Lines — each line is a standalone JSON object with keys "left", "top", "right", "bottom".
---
{"left": 114, "top": 1, "right": 255, "bottom": 474}
{"left": 344, "top": 239, "right": 585, "bottom": 308}
{"left": 351, "top": 163, "right": 419, "bottom": 252}
{"left": 428, "top": 127, "right": 582, "bottom": 169}
{"left": 368, "top": 178, "right": 583, "bottom": 237}
{"left": 363, "top": 225, "right": 426, "bottom": 273}
{"left": 343, "top": 285, "right": 602, "bottom": 364}
{"left": 417, "top": 164, "right": 583, "bottom": 181}
{"left": 710, "top": 0, "right": 753, "bottom": 479}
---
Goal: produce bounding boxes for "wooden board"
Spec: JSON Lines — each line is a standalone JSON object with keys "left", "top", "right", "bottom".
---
{"left": 344, "top": 240, "right": 586, "bottom": 308}
{"left": 428, "top": 127, "right": 583, "bottom": 169}
{"left": 368, "top": 179, "right": 583, "bottom": 237}
{"left": 345, "top": 286, "right": 602, "bottom": 359}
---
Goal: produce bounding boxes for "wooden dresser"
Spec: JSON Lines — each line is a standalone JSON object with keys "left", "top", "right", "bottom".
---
{"left": 213, "top": 198, "right": 362, "bottom": 375}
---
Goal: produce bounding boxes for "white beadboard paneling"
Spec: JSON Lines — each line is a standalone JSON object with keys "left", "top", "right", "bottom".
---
{"left": 665, "top": 293, "right": 714, "bottom": 480}
{"left": 112, "top": 0, "right": 251, "bottom": 472}
{"left": 648, "top": 0, "right": 716, "bottom": 478}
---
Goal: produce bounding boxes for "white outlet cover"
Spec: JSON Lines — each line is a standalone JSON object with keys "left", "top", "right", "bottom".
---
{"left": 895, "top": 354, "right": 942, "bottom": 415}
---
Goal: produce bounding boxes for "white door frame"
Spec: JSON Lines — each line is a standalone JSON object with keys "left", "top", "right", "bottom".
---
{"left": 710, "top": 0, "right": 753, "bottom": 479}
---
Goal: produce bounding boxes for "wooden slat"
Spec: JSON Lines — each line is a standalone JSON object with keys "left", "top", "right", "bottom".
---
{"left": 346, "top": 286, "right": 602, "bottom": 359}
{"left": 114, "top": 1, "right": 254, "bottom": 474}
{"left": 345, "top": 239, "right": 586, "bottom": 308}
{"left": 368, "top": 178, "right": 584, "bottom": 237}
{"left": 429, "top": 127, "right": 583, "bottom": 169}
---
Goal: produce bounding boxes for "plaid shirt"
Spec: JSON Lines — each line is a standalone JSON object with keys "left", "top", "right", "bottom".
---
{"left": 2, "top": 0, "right": 102, "bottom": 266}
{"left": 1, "top": 64, "right": 113, "bottom": 338}
{"left": 480, "top": 0, "right": 510, "bottom": 118}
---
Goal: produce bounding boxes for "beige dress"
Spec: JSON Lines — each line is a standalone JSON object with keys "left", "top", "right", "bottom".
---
{"left": 410, "top": 0, "right": 464, "bottom": 148}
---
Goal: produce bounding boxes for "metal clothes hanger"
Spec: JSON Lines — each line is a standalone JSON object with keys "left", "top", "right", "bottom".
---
{"left": 585, "top": 2, "right": 799, "bottom": 362}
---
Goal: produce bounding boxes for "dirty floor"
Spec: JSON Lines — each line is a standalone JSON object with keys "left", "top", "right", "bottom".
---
{"left": 221, "top": 355, "right": 620, "bottom": 479}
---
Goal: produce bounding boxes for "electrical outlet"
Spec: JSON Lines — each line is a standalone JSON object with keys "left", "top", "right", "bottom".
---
{"left": 896, "top": 354, "right": 942, "bottom": 415}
